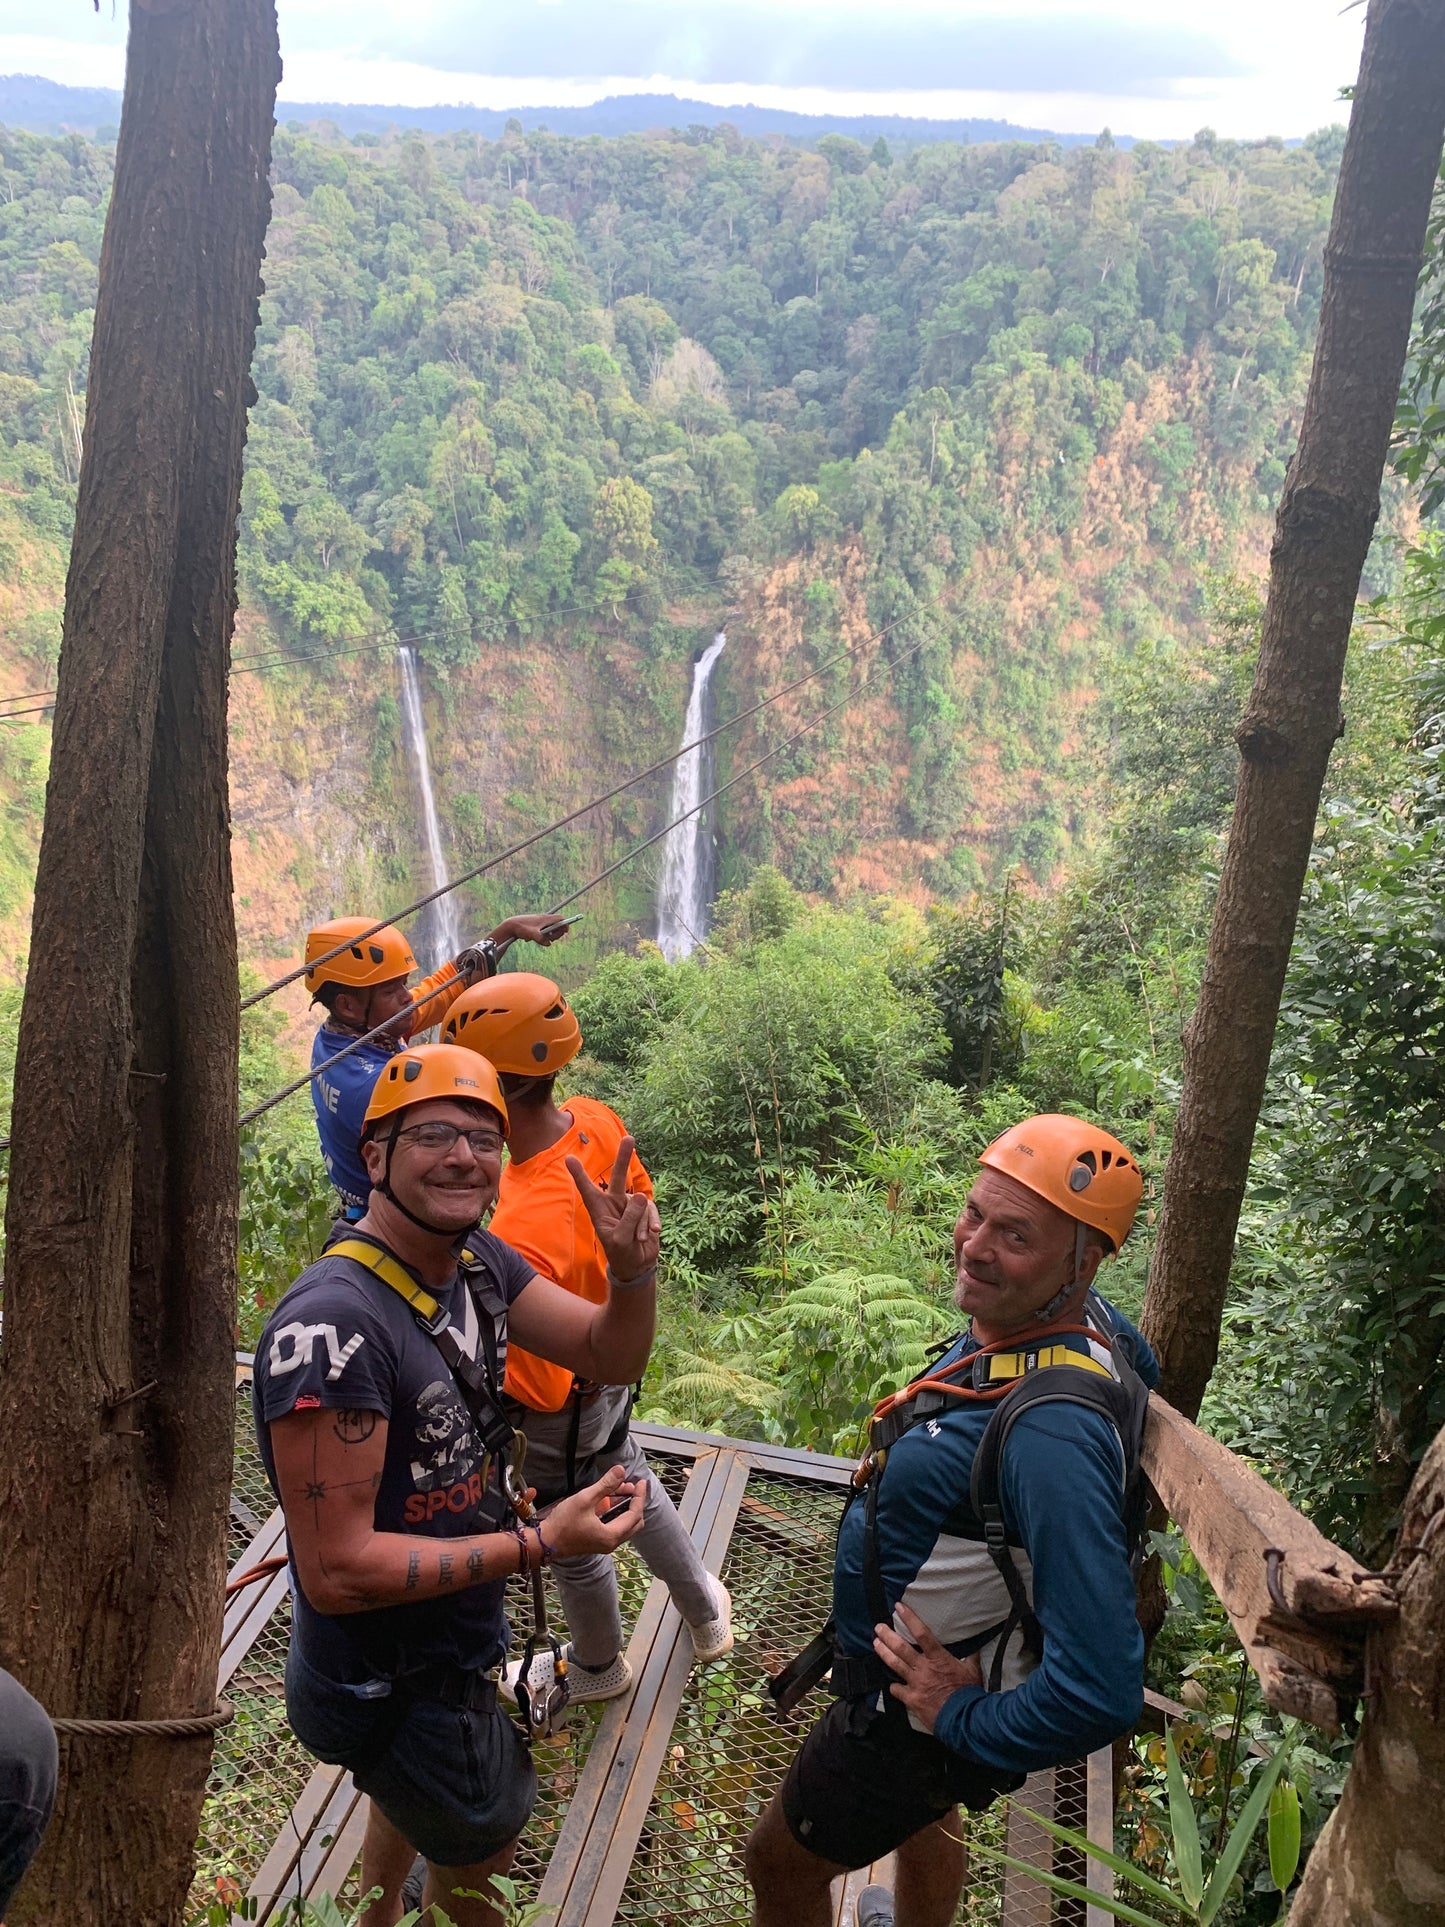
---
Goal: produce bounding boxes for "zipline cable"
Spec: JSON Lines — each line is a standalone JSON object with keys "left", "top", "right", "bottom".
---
{"left": 237, "top": 625, "right": 932, "bottom": 1128}
{"left": 240, "top": 612, "right": 913, "bottom": 1011}
{"left": 544, "top": 629, "right": 933, "bottom": 918}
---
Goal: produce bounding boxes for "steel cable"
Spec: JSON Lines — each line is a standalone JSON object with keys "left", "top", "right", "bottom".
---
{"left": 240, "top": 612, "right": 912, "bottom": 1010}
{"left": 237, "top": 624, "right": 932, "bottom": 1127}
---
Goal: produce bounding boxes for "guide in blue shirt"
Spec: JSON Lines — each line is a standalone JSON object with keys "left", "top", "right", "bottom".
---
{"left": 747, "top": 1115, "right": 1159, "bottom": 1927}
{"left": 305, "top": 910, "right": 571, "bottom": 1216}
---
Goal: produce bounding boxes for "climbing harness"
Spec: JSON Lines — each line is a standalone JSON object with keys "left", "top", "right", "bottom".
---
{"left": 768, "top": 1292, "right": 1149, "bottom": 1716}
{"left": 328, "top": 1233, "right": 571, "bottom": 1739}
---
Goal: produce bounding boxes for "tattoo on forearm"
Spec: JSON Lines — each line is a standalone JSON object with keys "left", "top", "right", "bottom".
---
{"left": 405, "top": 1552, "right": 420, "bottom": 1590}
{"left": 333, "top": 1410, "right": 378, "bottom": 1444}
{"left": 466, "top": 1547, "right": 485, "bottom": 1584}
{"left": 438, "top": 1552, "right": 455, "bottom": 1588}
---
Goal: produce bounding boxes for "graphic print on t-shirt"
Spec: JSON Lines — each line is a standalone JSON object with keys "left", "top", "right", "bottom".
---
{"left": 408, "top": 1378, "right": 486, "bottom": 1497}
{"left": 254, "top": 1229, "right": 537, "bottom": 1677}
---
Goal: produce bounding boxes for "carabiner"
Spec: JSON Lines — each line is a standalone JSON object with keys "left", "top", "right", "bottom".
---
{"left": 503, "top": 1434, "right": 532, "bottom": 1520}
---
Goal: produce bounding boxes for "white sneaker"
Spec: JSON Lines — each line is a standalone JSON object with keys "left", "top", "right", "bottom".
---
{"left": 688, "top": 1576, "right": 734, "bottom": 1662}
{"left": 500, "top": 1643, "right": 633, "bottom": 1708}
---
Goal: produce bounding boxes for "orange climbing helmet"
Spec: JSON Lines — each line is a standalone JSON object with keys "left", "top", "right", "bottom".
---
{"left": 305, "top": 916, "right": 417, "bottom": 996}
{"left": 362, "top": 1043, "right": 509, "bottom": 1139}
{"left": 441, "top": 973, "right": 582, "bottom": 1077}
{"left": 978, "top": 1114, "right": 1143, "bottom": 1253}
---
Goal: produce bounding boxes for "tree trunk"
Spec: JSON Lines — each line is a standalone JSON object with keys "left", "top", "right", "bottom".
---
{"left": 0, "top": 3, "right": 278, "bottom": 1922}
{"left": 1141, "top": 0, "right": 1445, "bottom": 1421}
{"left": 1287, "top": 1421, "right": 1445, "bottom": 1923}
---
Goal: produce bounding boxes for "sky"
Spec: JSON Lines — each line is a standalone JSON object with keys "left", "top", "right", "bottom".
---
{"left": 3, "top": 0, "right": 1364, "bottom": 142}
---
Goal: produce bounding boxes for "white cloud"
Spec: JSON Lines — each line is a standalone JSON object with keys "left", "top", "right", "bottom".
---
{"left": 0, "top": 0, "right": 1365, "bottom": 142}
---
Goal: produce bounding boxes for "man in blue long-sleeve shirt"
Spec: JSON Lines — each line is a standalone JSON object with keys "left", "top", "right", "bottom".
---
{"left": 747, "top": 1115, "right": 1158, "bottom": 1927}
{"left": 306, "top": 911, "right": 570, "bottom": 1217}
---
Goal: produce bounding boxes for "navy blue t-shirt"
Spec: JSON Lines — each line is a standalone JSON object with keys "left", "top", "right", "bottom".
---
{"left": 254, "top": 1229, "right": 535, "bottom": 1683}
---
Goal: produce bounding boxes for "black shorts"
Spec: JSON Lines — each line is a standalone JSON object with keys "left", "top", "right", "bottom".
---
{"left": 286, "top": 1642, "right": 536, "bottom": 1867}
{"left": 780, "top": 1694, "right": 1024, "bottom": 1871}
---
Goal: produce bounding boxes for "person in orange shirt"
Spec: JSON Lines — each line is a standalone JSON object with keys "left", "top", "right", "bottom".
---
{"left": 443, "top": 973, "right": 731, "bottom": 1704}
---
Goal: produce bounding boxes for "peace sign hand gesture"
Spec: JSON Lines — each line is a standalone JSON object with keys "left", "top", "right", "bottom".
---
{"left": 567, "top": 1136, "right": 660, "bottom": 1284}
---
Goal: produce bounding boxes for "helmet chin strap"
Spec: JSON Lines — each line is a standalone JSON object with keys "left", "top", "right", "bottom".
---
{"left": 1032, "top": 1220, "right": 1090, "bottom": 1325}
{"left": 375, "top": 1126, "right": 480, "bottom": 1243}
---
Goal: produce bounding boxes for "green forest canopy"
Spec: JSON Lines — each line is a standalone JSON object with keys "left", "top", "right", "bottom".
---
{"left": 3, "top": 117, "right": 1341, "bottom": 637}
{"left": 0, "top": 108, "right": 1443, "bottom": 1917}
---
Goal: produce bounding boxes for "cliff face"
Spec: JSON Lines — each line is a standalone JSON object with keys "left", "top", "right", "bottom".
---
{"left": 223, "top": 603, "right": 704, "bottom": 1041}
{"left": 0, "top": 116, "right": 1357, "bottom": 998}
{"left": 707, "top": 350, "right": 1286, "bottom": 905}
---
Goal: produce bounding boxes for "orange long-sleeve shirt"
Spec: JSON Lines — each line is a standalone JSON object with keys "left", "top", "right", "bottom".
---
{"left": 489, "top": 1095, "right": 654, "bottom": 1412}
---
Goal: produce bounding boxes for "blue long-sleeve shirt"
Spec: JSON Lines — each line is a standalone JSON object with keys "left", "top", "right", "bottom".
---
{"left": 308, "top": 961, "right": 468, "bottom": 1213}
{"left": 310, "top": 1026, "right": 397, "bottom": 1212}
{"left": 832, "top": 1297, "right": 1159, "bottom": 1775}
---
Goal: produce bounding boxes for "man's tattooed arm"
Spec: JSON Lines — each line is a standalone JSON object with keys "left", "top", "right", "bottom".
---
{"left": 270, "top": 1406, "right": 524, "bottom": 1614}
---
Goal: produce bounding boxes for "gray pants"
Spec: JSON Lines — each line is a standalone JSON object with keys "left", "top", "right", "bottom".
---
{"left": 516, "top": 1385, "right": 714, "bottom": 1669}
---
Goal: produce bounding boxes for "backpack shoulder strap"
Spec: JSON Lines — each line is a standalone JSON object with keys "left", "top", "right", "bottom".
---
{"left": 458, "top": 1244, "right": 510, "bottom": 1393}
{"left": 969, "top": 1364, "right": 1140, "bottom": 1526}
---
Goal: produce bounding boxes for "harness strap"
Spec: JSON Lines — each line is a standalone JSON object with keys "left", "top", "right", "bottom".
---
{"left": 862, "top": 1454, "right": 889, "bottom": 1632}
{"left": 565, "top": 1382, "right": 584, "bottom": 1499}
{"left": 331, "top": 1235, "right": 517, "bottom": 1459}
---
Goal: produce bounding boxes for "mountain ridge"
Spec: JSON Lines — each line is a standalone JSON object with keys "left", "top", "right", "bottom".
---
{"left": 0, "top": 71, "right": 1136, "bottom": 150}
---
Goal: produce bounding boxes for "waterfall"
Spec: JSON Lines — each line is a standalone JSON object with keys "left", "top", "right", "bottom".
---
{"left": 655, "top": 632, "right": 727, "bottom": 962}
{"left": 396, "top": 645, "right": 464, "bottom": 973}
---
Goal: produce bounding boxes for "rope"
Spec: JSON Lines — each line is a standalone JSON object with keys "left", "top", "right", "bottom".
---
{"left": 238, "top": 625, "right": 934, "bottom": 1127}
{"left": 51, "top": 1701, "right": 234, "bottom": 1740}
{"left": 240, "top": 613, "right": 912, "bottom": 1009}
{"left": 225, "top": 1553, "right": 290, "bottom": 1599}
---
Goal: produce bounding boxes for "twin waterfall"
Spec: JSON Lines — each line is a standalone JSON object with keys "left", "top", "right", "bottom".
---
{"left": 655, "top": 632, "right": 727, "bottom": 962}
{"left": 397, "top": 645, "right": 463, "bottom": 973}
{"left": 395, "top": 635, "right": 727, "bottom": 975}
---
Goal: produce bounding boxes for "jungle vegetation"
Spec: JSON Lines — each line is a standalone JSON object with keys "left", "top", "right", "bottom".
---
{"left": 0, "top": 111, "right": 1442, "bottom": 1919}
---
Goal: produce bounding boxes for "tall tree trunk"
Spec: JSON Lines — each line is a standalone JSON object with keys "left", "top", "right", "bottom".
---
{"left": 1141, "top": 0, "right": 1445, "bottom": 1421}
{"left": 0, "top": 3, "right": 278, "bottom": 1922}
{"left": 1287, "top": 1421, "right": 1445, "bottom": 1923}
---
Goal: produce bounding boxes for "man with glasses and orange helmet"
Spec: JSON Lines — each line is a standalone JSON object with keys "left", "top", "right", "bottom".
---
{"left": 254, "top": 1042, "right": 661, "bottom": 1927}
{"left": 747, "top": 1116, "right": 1159, "bottom": 1927}
{"left": 303, "top": 912, "right": 569, "bottom": 1220}
{"left": 442, "top": 974, "right": 731, "bottom": 1709}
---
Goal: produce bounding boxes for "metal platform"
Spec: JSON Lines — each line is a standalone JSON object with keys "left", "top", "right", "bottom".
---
{"left": 196, "top": 1403, "right": 1115, "bottom": 1927}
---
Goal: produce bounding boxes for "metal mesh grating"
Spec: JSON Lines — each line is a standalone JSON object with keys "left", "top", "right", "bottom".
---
{"left": 229, "top": 1388, "right": 277, "bottom": 1562}
{"left": 186, "top": 1392, "right": 306, "bottom": 1922}
{"left": 512, "top": 1454, "right": 694, "bottom": 1896}
{"left": 193, "top": 1414, "right": 1105, "bottom": 1927}
{"left": 614, "top": 1467, "right": 843, "bottom": 1927}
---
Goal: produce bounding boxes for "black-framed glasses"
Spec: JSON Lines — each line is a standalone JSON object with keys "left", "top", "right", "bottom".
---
{"left": 394, "top": 1122, "right": 504, "bottom": 1158}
